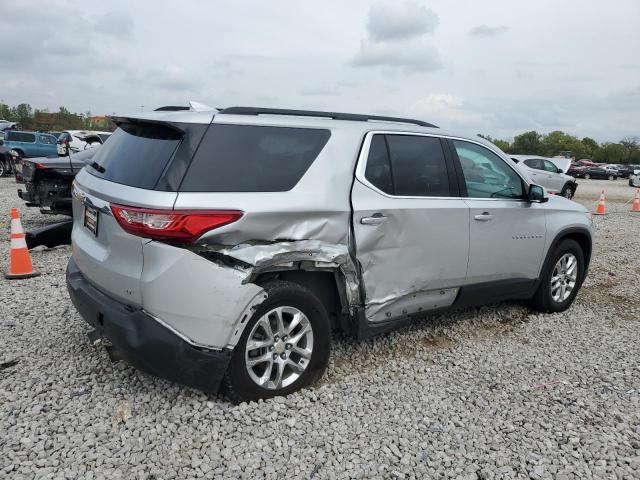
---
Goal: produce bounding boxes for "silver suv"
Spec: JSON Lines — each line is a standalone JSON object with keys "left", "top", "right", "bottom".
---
{"left": 67, "top": 104, "right": 592, "bottom": 401}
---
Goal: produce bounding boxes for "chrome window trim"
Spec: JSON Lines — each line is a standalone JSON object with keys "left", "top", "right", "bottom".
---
{"left": 355, "top": 131, "right": 530, "bottom": 201}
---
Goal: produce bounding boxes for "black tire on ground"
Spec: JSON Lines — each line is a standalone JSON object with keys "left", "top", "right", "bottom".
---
{"left": 560, "top": 183, "right": 574, "bottom": 199}
{"left": 584, "top": 173, "right": 590, "bottom": 179}
{"left": 0, "top": 161, "right": 5, "bottom": 177}
{"left": 223, "top": 280, "right": 331, "bottom": 403}
{"left": 530, "top": 239, "right": 585, "bottom": 313}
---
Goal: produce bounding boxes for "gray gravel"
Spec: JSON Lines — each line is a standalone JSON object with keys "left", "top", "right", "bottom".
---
{"left": 1, "top": 176, "right": 639, "bottom": 479}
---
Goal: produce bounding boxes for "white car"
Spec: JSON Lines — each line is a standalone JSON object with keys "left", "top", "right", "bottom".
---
{"left": 511, "top": 155, "right": 578, "bottom": 198}
{"left": 57, "top": 130, "right": 112, "bottom": 155}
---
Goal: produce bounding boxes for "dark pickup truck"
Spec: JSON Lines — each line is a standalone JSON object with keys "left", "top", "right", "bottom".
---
{"left": 18, "top": 149, "right": 97, "bottom": 215}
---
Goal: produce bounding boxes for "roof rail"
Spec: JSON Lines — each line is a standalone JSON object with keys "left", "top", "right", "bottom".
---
{"left": 154, "top": 106, "right": 190, "bottom": 111}
{"left": 218, "top": 106, "right": 437, "bottom": 128}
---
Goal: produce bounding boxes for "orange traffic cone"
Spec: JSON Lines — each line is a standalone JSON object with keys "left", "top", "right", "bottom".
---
{"left": 631, "top": 189, "right": 640, "bottom": 213}
{"left": 594, "top": 190, "right": 606, "bottom": 215}
{"left": 5, "top": 208, "right": 39, "bottom": 279}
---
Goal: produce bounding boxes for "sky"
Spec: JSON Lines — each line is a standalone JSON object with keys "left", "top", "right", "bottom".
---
{"left": 2, "top": 0, "right": 639, "bottom": 142}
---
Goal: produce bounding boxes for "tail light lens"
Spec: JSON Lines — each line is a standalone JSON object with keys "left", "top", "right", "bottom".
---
{"left": 110, "top": 204, "right": 242, "bottom": 244}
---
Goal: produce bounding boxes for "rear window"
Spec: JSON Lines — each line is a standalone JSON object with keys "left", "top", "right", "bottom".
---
{"left": 87, "top": 123, "right": 182, "bottom": 189}
{"left": 7, "top": 132, "right": 35, "bottom": 143}
{"left": 180, "top": 124, "right": 331, "bottom": 192}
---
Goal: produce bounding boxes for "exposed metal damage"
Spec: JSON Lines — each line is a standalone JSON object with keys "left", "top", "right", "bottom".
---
{"left": 192, "top": 239, "right": 361, "bottom": 311}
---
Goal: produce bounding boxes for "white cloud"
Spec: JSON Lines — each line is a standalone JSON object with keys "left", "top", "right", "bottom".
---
{"left": 408, "top": 94, "right": 490, "bottom": 129}
{"left": 351, "top": 40, "right": 442, "bottom": 73}
{"left": 469, "top": 25, "right": 509, "bottom": 37}
{"left": 367, "top": 1, "right": 439, "bottom": 42}
{"left": 351, "top": 0, "right": 442, "bottom": 73}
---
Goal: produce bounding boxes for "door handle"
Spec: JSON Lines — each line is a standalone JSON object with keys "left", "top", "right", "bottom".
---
{"left": 474, "top": 212, "right": 494, "bottom": 222}
{"left": 360, "top": 213, "right": 388, "bottom": 225}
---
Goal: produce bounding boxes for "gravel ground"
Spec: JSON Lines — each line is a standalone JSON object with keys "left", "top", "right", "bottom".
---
{"left": 1, "top": 176, "right": 639, "bottom": 479}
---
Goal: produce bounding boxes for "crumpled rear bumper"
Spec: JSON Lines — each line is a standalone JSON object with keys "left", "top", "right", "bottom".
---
{"left": 66, "top": 257, "right": 232, "bottom": 393}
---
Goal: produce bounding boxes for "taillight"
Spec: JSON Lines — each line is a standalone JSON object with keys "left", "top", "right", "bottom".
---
{"left": 110, "top": 204, "right": 242, "bottom": 244}
{"left": 35, "top": 162, "right": 48, "bottom": 170}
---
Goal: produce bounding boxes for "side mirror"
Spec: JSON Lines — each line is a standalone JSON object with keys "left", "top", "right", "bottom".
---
{"left": 528, "top": 184, "right": 549, "bottom": 203}
{"left": 557, "top": 168, "right": 563, "bottom": 173}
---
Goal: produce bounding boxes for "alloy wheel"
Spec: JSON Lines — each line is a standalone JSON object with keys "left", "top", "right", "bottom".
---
{"left": 550, "top": 253, "right": 578, "bottom": 303}
{"left": 245, "top": 306, "right": 314, "bottom": 390}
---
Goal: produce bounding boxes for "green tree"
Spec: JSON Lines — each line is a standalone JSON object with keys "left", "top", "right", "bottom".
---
{"left": 511, "top": 131, "right": 543, "bottom": 155}
{"left": 478, "top": 134, "right": 510, "bottom": 152}
{"left": 594, "top": 143, "right": 626, "bottom": 163}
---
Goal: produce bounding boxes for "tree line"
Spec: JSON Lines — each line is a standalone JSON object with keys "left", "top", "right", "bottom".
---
{"left": 2, "top": 103, "right": 638, "bottom": 164}
{"left": 0, "top": 103, "right": 114, "bottom": 132}
{"left": 479, "top": 131, "right": 640, "bottom": 164}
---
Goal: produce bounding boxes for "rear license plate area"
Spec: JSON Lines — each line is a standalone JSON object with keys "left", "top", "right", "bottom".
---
{"left": 84, "top": 205, "right": 99, "bottom": 236}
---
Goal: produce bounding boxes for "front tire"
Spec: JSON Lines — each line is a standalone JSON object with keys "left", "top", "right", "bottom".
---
{"left": 560, "top": 183, "right": 574, "bottom": 199}
{"left": 530, "top": 239, "right": 585, "bottom": 313}
{"left": 223, "top": 280, "right": 331, "bottom": 403}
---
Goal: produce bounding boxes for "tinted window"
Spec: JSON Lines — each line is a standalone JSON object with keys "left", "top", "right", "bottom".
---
{"left": 8, "top": 132, "right": 35, "bottom": 143}
{"left": 524, "top": 158, "right": 543, "bottom": 170}
{"left": 386, "top": 135, "right": 450, "bottom": 197}
{"left": 87, "top": 123, "right": 182, "bottom": 189}
{"left": 453, "top": 140, "right": 524, "bottom": 199}
{"left": 180, "top": 124, "right": 330, "bottom": 192}
{"left": 364, "top": 135, "right": 393, "bottom": 194}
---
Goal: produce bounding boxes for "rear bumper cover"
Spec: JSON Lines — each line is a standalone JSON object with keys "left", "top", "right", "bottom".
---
{"left": 66, "top": 257, "right": 232, "bottom": 393}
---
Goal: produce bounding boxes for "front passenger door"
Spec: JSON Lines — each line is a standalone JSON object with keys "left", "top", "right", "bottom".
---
{"left": 451, "top": 140, "right": 546, "bottom": 288}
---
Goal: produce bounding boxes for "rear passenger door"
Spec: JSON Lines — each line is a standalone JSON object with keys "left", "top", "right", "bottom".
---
{"left": 449, "top": 140, "right": 546, "bottom": 290}
{"left": 351, "top": 133, "right": 470, "bottom": 323}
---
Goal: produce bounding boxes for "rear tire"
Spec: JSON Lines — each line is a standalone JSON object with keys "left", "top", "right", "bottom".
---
{"left": 530, "top": 239, "right": 584, "bottom": 313}
{"left": 223, "top": 280, "right": 331, "bottom": 403}
{"left": 0, "top": 161, "right": 5, "bottom": 177}
{"left": 560, "top": 183, "right": 574, "bottom": 199}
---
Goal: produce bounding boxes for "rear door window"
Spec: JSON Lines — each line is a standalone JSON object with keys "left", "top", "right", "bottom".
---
{"left": 524, "top": 158, "right": 543, "bottom": 170}
{"left": 180, "top": 124, "right": 330, "bottom": 192}
{"left": 87, "top": 123, "right": 182, "bottom": 189}
{"left": 363, "top": 134, "right": 451, "bottom": 197}
{"left": 8, "top": 132, "right": 35, "bottom": 143}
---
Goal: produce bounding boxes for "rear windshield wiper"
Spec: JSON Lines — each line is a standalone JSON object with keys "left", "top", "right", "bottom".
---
{"left": 90, "top": 161, "right": 106, "bottom": 173}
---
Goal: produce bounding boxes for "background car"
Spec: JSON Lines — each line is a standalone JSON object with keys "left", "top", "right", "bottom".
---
{"left": 617, "top": 164, "right": 640, "bottom": 178}
{"left": 2, "top": 130, "right": 58, "bottom": 158}
{"left": 567, "top": 159, "right": 598, "bottom": 177}
{"left": 0, "top": 143, "right": 19, "bottom": 177}
{"left": 511, "top": 155, "right": 578, "bottom": 198}
{"left": 575, "top": 166, "right": 617, "bottom": 180}
{"left": 17, "top": 148, "right": 98, "bottom": 215}
{"left": 57, "top": 130, "right": 112, "bottom": 155}
{"left": 629, "top": 174, "right": 640, "bottom": 187}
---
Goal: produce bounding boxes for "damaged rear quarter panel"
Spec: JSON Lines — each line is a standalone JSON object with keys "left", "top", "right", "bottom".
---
{"left": 141, "top": 241, "right": 267, "bottom": 349}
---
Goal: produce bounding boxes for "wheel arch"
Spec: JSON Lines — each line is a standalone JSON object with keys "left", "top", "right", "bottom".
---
{"left": 539, "top": 227, "right": 592, "bottom": 282}
{"left": 253, "top": 268, "right": 349, "bottom": 332}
